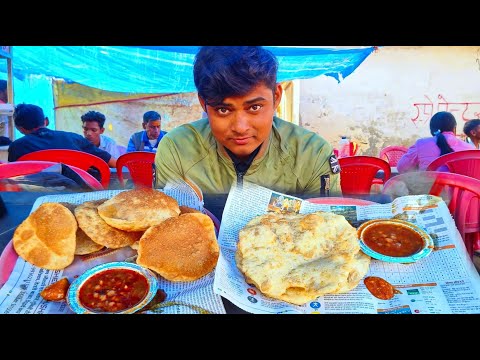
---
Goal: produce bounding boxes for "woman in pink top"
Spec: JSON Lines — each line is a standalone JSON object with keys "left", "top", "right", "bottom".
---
{"left": 397, "top": 111, "right": 475, "bottom": 173}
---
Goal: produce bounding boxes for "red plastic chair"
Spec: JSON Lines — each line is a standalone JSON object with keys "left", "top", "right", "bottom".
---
{"left": 338, "top": 156, "right": 391, "bottom": 196}
{"left": 382, "top": 171, "right": 480, "bottom": 258}
{"left": 18, "top": 149, "right": 111, "bottom": 188}
{"left": 116, "top": 151, "right": 156, "bottom": 188}
{"left": 426, "top": 149, "right": 480, "bottom": 175}
{"left": 0, "top": 160, "right": 104, "bottom": 190}
{"left": 379, "top": 145, "right": 408, "bottom": 167}
{"left": 430, "top": 172, "right": 480, "bottom": 259}
{"left": 426, "top": 149, "right": 480, "bottom": 253}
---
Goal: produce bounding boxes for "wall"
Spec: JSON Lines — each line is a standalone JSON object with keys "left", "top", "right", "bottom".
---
{"left": 299, "top": 46, "right": 480, "bottom": 156}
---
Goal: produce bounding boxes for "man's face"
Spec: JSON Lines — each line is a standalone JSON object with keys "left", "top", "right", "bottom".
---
{"left": 143, "top": 120, "right": 161, "bottom": 140}
{"left": 471, "top": 125, "right": 480, "bottom": 140}
{"left": 201, "top": 83, "right": 282, "bottom": 160}
{"left": 82, "top": 121, "right": 104, "bottom": 146}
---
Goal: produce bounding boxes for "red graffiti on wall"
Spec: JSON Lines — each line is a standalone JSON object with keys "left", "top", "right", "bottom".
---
{"left": 412, "top": 94, "right": 480, "bottom": 127}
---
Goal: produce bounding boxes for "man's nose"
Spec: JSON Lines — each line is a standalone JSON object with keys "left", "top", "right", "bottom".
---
{"left": 231, "top": 113, "right": 249, "bottom": 133}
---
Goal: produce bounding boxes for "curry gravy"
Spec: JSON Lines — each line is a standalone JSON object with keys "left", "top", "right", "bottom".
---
{"left": 362, "top": 223, "right": 424, "bottom": 257}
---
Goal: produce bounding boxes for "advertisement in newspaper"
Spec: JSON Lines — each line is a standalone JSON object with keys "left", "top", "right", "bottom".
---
{"left": 0, "top": 184, "right": 226, "bottom": 314}
{"left": 213, "top": 181, "right": 480, "bottom": 314}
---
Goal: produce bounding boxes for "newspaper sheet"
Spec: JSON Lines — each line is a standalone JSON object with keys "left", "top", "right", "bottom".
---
{"left": 0, "top": 187, "right": 226, "bottom": 314}
{"left": 213, "top": 181, "right": 480, "bottom": 314}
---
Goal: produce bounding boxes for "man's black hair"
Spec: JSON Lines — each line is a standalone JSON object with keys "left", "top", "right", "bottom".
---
{"left": 81, "top": 111, "right": 106, "bottom": 128}
{"left": 193, "top": 46, "right": 278, "bottom": 107}
{"left": 13, "top": 103, "right": 45, "bottom": 130}
{"left": 143, "top": 110, "right": 161, "bottom": 123}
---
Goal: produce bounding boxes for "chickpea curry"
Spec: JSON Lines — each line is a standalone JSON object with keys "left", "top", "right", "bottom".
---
{"left": 362, "top": 222, "right": 425, "bottom": 257}
{"left": 79, "top": 268, "right": 149, "bottom": 313}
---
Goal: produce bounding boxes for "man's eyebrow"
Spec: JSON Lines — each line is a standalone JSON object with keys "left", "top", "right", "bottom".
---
{"left": 244, "top": 96, "right": 267, "bottom": 105}
{"left": 215, "top": 97, "right": 268, "bottom": 107}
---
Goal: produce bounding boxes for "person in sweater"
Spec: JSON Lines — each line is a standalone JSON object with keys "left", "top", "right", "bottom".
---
{"left": 127, "top": 110, "right": 167, "bottom": 153}
{"left": 397, "top": 111, "right": 474, "bottom": 173}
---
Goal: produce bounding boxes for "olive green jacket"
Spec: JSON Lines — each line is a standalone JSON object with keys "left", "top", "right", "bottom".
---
{"left": 155, "top": 117, "right": 340, "bottom": 197}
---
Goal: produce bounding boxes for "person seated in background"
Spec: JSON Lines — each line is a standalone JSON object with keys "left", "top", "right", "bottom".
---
{"left": 0, "top": 136, "right": 11, "bottom": 146}
{"left": 0, "top": 80, "right": 8, "bottom": 103}
{"left": 8, "top": 103, "right": 116, "bottom": 168}
{"left": 0, "top": 81, "right": 10, "bottom": 147}
{"left": 81, "top": 110, "right": 121, "bottom": 159}
{"left": 154, "top": 46, "right": 340, "bottom": 197}
{"left": 463, "top": 119, "right": 480, "bottom": 149}
{"left": 397, "top": 111, "right": 474, "bottom": 173}
{"left": 127, "top": 110, "right": 167, "bottom": 153}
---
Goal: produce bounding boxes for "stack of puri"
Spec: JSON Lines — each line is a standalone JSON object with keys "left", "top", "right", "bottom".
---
{"left": 13, "top": 188, "right": 220, "bottom": 282}
{"left": 12, "top": 197, "right": 145, "bottom": 271}
{"left": 98, "top": 188, "right": 219, "bottom": 282}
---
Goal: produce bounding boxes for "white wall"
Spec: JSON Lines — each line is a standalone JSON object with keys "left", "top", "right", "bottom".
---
{"left": 299, "top": 46, "right": 480, "bottom": 155}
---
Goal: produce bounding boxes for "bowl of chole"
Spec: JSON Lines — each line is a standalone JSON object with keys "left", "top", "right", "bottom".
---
{"left": 67, "top": 262, "right": 158, "bottom": 314}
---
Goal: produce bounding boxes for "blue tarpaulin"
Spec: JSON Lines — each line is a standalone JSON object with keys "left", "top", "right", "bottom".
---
{"left": 0, "top": 46, "right": 375, "bottom": 138}
{"left": 0, "top": 46, "right": 375, "bottom": 94}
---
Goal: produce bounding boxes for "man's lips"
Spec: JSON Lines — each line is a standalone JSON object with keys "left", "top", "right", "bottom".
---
{"left": 232, "top": 137, "right": 251, "bottom": 145}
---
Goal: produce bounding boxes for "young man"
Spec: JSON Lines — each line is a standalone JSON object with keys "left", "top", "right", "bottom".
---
{"left": 8, "top": 103, "right": 116, "bottom": 168}
{"left": 81, "top": 110, "right": 121, "bottom": 159}
{"left": 463, "top": 119, "right": 480, "bottom": 149}
{"left": 127, "top": 110, "right": 167, "bottom": 153}
{"left": 154, "top": 46, "right": 340, "bottom": 197}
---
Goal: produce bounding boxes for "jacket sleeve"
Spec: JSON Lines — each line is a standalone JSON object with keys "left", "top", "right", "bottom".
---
{"left": 397, "top": 143, "right": 419, "bottom": 173}
{"left": 303, "top": 144, "right": 342, "bottom": 197}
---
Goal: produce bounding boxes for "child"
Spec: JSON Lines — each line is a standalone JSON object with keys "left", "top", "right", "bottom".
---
{"left": 463, "top": 119, "right": 480, "bottom": 149}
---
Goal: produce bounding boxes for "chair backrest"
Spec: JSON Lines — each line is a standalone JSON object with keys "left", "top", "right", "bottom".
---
{"left": 382, "top": 171, "right": 480, "bottom": 258}
{"left": 116, "top": 151, "right": 156, "bottom": 188}
{"left": 429, "top": 171, "right": 480, "bottom": 258}
{"left": 18, "top": 149, "right": 110, "bottom": 188}
{"left": 426, "top": 149, "right": 480, "bottom": 178}
{"left": 338, "top": 156, "right": 391, "bottom": 195}
{"left": 379, "top": 145, "right": 408, "bottom": 166}
{"left": 0, "top": 160, "right": 104, "bottom": 190}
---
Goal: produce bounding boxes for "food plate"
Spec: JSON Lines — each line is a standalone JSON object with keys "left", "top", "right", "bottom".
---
{"left": 66, "top": 262, "right": 158, "bottom": 314}
{"left": 0, "top": 207, "right": 220, "bottom": 290}
{"left": 357, "top": 219, "right": 434, "bottom": 263}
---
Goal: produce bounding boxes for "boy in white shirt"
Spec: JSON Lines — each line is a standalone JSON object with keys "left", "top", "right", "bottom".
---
{"left": 81, "top": 111, "right": 121, "bottom": 159}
